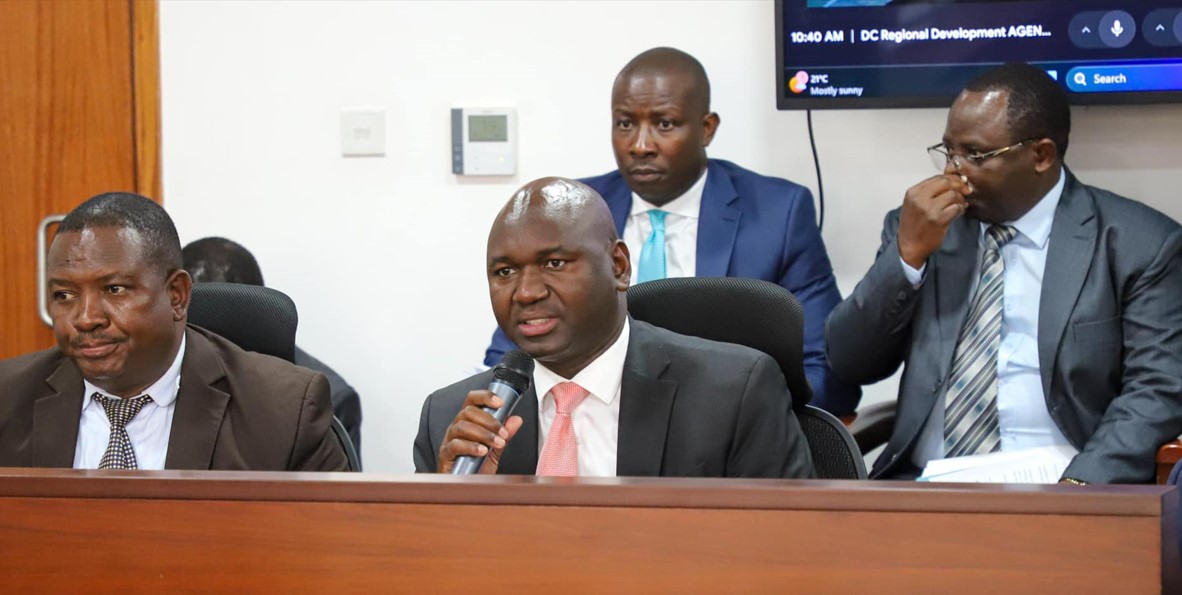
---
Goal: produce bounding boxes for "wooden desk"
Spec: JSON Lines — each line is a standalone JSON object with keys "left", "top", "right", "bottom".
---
{"left": 0, "top": 469, "right": 1175, "bottom": 593}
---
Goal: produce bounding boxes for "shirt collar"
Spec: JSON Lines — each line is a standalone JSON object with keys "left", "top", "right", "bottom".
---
{"left": 629, "top": 167, "right": 707, "bottom": 221}
{"left": 82, "top": 334, "right": 186, "bottom": 410}
{"left": 980, "top": 166, "right": 1065, "bottom": 249}
{"left": 533, "top": 318, "right": 630, "bottom": 407}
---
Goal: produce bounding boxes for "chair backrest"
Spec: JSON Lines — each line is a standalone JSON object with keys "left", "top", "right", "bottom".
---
{"left": 626, "top": 277, "right": 812, "bottom": 409}
{"left": 797, "top": 405, "right": 868, "bottom": 479}
{"left": 188, "top": 282, "right": 298, "bottom": 363}
{"left": 627, "top": 277, "right": 865, "bottom": 479}
{"left": 188, "top": 282, "right": 359, "bottom": 471}
{"left": 332, "top": 416, "right": 362, "bottom": 472}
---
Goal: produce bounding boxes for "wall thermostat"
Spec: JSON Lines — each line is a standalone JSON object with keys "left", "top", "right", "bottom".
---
{"left": 451, "top": 107, "right": 516, "bottom": 176}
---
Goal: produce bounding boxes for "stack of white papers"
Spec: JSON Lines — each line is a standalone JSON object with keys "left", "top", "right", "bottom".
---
{"left": 919, "top": 445, "right": 1078, "bottom": 483}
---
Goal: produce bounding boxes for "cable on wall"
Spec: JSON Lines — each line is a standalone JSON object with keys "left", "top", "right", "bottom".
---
{"left": 806, "top": 109, "right": 824, "bottom": 231}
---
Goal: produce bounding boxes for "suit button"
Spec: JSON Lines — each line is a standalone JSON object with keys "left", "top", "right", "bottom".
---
{"left": 897, "top": 291, "right": 908, "bottom": 301}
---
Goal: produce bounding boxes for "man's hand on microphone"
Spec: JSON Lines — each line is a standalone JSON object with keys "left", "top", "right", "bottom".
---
{"left": 897, "top": 173, "right": 971, "bottom": 269}
{"left": 437, "top": 389, "right": 524, "bottom": 474}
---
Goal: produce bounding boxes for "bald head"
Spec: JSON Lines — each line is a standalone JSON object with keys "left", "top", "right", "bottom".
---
{"left": 487, "top": 177, "right": 631, "bottom": 378}
{"left": 614, "top": 47, "right": 711, "bottom": 114}
{"left": 496, "top": 177, "right": 618, "bottom": 244}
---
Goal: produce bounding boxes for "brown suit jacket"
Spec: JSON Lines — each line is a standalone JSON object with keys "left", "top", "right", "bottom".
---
{"left": 0, "top": 325, "right": 347, "bottom": 471}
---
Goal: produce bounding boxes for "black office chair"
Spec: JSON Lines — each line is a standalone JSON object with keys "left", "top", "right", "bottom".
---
{"left": 188, "top": 282, "right": 298, "bottom": 364}
{"left": 188, "top": 282, "right": 362, "bottom": 471}
{"left": 797, "top": 405, "right": 867, "bottom": 480}
{"left": 627, "top": 277, "right": 866, "bottom": 479}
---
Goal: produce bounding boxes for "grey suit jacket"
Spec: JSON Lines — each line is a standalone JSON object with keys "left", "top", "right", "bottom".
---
{"left": 0, "top": 325, "right": 348, "bottom": 471}
{"left": 415, "top": 320, "right": 814, "bottom": 478}
{"left": 826, "top": 172, "right": 1182, "bottom": 483}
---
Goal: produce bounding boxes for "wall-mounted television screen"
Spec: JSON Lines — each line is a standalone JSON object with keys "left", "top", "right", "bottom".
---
{"left": 776, "top": 0, "right": 1182, "bottom": 109}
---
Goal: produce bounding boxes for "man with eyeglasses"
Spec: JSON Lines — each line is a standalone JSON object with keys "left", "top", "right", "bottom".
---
{"left": 826, "top": 62, "right": 1182, "bottom": 484}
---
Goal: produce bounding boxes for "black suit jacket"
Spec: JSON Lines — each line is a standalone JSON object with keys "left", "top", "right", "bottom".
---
{"left": 827, "top": 171, "right": 1182, "bottom": 483}
{"left": 416, "top": 320, "right": 814, "bottom": 478}
{"left": 0, "top": 325, "right": 348, "bottom": 471}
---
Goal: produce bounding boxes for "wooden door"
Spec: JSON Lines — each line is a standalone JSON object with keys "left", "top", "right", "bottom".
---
{"left": 0, "top": 0, "right": 160, "bottom": 359}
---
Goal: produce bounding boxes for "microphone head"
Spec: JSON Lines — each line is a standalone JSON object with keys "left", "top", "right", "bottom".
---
{"left": 493, "top": 349, "right": 534, "bottom": 393}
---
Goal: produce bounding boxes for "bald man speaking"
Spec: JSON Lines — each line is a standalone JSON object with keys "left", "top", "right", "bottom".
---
{"left": 414, "top": 178, "right": 814, "bottom": 479}
{"left": 483, "top": 47, "right": 859, "bottom": 417}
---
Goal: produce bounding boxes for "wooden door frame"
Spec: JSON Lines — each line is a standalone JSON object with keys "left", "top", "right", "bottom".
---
{"left": 132, "top": 0, "right": 161, "bottom": 201}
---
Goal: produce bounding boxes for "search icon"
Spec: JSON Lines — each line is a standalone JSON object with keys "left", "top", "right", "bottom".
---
{"left": 1073, "top": 72, "right": 1087, "bottom": 86}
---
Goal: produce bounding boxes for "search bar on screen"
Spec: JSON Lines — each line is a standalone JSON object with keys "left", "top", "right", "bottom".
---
{"left": 1066, "top": 63, "right": 1182, "bottom": 93}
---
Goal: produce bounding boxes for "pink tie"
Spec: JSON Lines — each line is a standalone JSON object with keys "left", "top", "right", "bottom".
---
{"left": 536, "top": 382, "right": 589, "bottom": 476}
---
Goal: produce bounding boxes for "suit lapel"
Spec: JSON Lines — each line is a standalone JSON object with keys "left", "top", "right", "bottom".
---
{"left": 616, "top": 321, "right": 677, "bottom": 477}
{"left": 1038, "top": 173, "right": 1097, "bottom": 398}
{"left": 696, "top": 161, "right": 741, "bottom": 278}
{"left": 934, "top": 215, "right": 980, "bottom": 360}
{"left": 894, "top": 215, "right": 981, "bottom": 440}
{"left": 602, "top": 175, "right": 632, "bottom": 237}
{"left": 497, "top": 385, "right": 539, "bottom": 474}
{"left": 34, "top": 360, "right": 85, "bottom": 467}
{"left": 164, "top": 328, "right": 231, "bottom": 470}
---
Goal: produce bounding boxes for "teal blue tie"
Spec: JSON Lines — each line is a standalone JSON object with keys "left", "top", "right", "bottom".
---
{"left": 637, "top": 210, "right": 668, "bottom": 283}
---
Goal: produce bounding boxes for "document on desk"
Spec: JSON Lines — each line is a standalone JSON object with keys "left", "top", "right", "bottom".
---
{"left": 919, "top": 445, "right": 1077, "bottom": 483}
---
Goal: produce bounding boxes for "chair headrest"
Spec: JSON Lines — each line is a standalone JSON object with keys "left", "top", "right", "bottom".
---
{"left": 187, "top": 282, "right": 298, "bottom": 363}
{"left": 626, "top": 277, "right": 812, "bottom": 408}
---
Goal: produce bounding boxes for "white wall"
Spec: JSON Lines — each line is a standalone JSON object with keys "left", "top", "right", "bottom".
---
{"left": 159, "top": 0, "right": 1182, "bottom": 472}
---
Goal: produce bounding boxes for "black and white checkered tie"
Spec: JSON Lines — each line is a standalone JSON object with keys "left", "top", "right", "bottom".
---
{"left": 92, "top": 393, "right": 153, "bottom": 470}
{"left": 943, "top": 224, "right": 1018, "bottom": 458}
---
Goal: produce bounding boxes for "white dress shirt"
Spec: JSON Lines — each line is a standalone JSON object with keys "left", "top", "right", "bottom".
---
{"left": 622, "top": 169, "right": 707, "bottom": 285}
{"left": 906, "top": 169, "right": 1076, "bottom": 467}
{"left": 533, "top": 319, "right": 630, "bottom": 476}
{"left": 74, "top": 335, "right": 185, "bottom": 470}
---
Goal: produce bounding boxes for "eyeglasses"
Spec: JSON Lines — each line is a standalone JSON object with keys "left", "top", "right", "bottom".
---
{"left": 927, "top": 138, "right": 1038, "bottom": 172}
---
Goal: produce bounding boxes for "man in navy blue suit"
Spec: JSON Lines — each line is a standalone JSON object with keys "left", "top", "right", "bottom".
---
{"left": 484, "top": 47, "right": 859, "bottom": 415}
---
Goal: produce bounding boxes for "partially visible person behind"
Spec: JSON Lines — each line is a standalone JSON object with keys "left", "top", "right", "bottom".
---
{"left": 483, "top": 47, "right": 859, "bottom": 417}
{"left": 416, "top": 177, "right": 814, "bottom": 479}
{"left": 826, "top": 63, "right": 1182, "bottom": 484}
{"left": 181, "top": 237, "right": 362, "bottom": 456}
{"left": 0, "top": 193, "right": 347, "bottom": 471}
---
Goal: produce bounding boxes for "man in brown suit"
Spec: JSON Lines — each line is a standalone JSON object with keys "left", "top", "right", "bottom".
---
{"left": 0, "top": 192, "right": 346, "bottom": 471}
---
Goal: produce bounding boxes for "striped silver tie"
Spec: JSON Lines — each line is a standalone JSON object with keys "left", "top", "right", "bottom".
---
{"left": 93, "top": 393, "right": 153, "bottom": 470}
{"left": 943, "top": 224, "right": 1017, "bottom": 458}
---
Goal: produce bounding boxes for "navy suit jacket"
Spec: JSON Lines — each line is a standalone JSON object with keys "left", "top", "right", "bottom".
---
{"left": 483, "top": 159, "right": 860, "bottom": 415}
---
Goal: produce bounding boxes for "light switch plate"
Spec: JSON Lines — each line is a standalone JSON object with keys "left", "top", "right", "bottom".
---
{"left": 340, "top": 108, "right": 386, "bottom": 157}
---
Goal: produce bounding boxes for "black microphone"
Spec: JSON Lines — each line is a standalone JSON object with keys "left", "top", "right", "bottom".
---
{"left": 450, "top": 349, "right": 534, "bottom": 475}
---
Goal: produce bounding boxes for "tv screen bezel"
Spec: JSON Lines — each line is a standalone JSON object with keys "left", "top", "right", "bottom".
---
{"left": 774, "top": 0, "right": 1182, "bottom": 110}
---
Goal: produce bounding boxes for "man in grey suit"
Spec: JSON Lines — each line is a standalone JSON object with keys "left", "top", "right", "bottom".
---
{"left": 0, "top": 192, "right": 347, "bottom": 471}
{"left": 414, "top": 177, "right": 813, "bottom": 478}
{"left": 826, "top": 63, "right": 1182, "bottom": 484}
